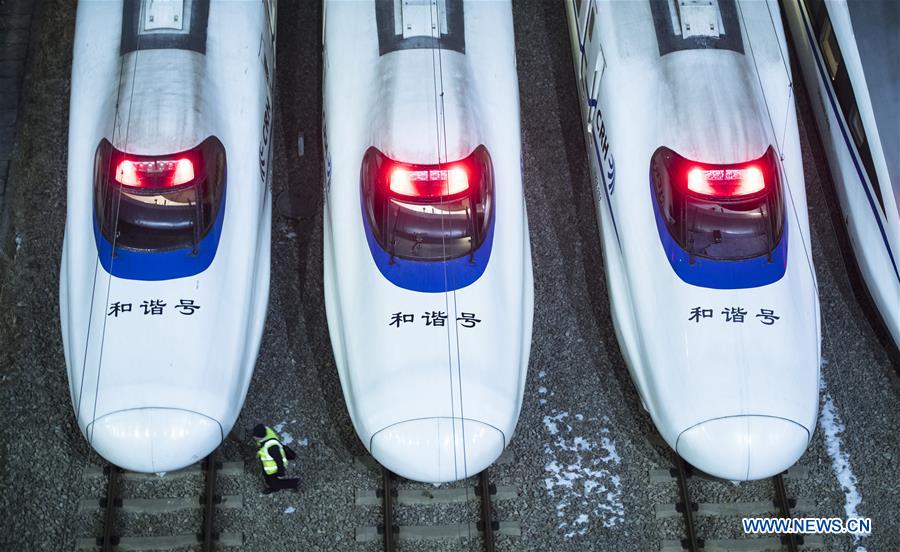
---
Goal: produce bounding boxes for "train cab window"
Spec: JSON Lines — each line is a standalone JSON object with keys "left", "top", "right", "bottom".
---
{"left": 819, "top": 19, "right": 841, "bottom": 80}
{"left": 93, "top": 137, "right": 226, "bottom": 251}
{"left": 580, "top": 7, "right": 596, "bottom": 79}
{"left": 587, "top": 6, "right": 596, "bottom": 42}
{"left": 266, "top": 0, "right": 277, "bottom": 38}
{"left": 650, "top": 146, "right": 785, "bottom": 261}
{"left": 814, "top": 8, "right": 885, "bottom": 212}
{"left": 845, "top": 103, "right": 884, "bottom": 210}
{"left": 804, "top": 0, "right": 827, "bottom": 30}
{"left": 849, "top": 108, "right": 866, "bottom": 150}
{"left": 361, "top": 146, "right": 494, "bottom": 262}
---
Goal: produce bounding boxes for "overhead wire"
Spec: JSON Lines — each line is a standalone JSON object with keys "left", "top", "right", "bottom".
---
{"left": 736, "top": 0, "right": 820, "bottom": 292}
{"left": 436, "top": 1, "right": 471, "bottom": 483}
{"left": 430, "top": 0, "right": 476, "bottom": 545}
{"left": 765, "top": 1, "right": 795, "bottom": 155}
{"left": 427, "top": 0, "right": 462, "bottom": 487}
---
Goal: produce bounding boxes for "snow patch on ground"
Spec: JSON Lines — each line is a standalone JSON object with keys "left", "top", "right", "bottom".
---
{"left": 274, "top": 421, "right": 307, "bottom": 448}
{"left": 819, "top": 371, "right": 869, "bottom": 549}
{"left": 543, "top": 411, "right": 568, "bottom": 436}
{"left": 537, "top": 377, "right": 625, "bottom": 539}
{"left": 273, "top": 421, "right": 293, "bottom": 445}
{"left": 538, "top": 371, "right": 548, "bottom": 404}
{"left": 284, "top": 506, "right": 295, "bottom": 514}
{"left": 14, "top": 233, "right": 21, "bottom": 256}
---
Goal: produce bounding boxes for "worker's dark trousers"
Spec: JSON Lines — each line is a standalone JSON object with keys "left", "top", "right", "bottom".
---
{"left": 264, "top": 473, "right": 300, "bottom": 492}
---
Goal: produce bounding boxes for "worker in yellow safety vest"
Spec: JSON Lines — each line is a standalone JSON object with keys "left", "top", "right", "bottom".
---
{"left": 253, "top": 424, "right": 299, "bottom": 494}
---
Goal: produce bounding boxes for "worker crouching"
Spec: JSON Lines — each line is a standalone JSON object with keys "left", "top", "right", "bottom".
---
{"left": 253, "top": 424, "right": 300, "bottom": 494}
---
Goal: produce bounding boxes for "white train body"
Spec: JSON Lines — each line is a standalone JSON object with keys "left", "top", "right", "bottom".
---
{"left": 783, "top": 0, "right": 900, "bottom": 349}
{"left": 323, "top": 0, "right": 533, "bottom": 483}
{"left": 566, "top": 0, "right": 820, "bottom": 480}
{"left": 60, "top": 1, "right": 276, "bottom": 472}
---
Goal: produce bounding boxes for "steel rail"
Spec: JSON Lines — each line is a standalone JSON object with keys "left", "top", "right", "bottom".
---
{"left": 379, "top": 467, "right": 397, "bottom": 552}
{"left": 200, "top": 451, "right": 220, "bottom": 551}
{"left": 477, "top": 469, "right": 496, "bottom": 552}
{"left": 99, "top": 464, "right": 120, "bottom": 552}
{"left": 772, "top": 473, "right": 801, "bottom": 552}
{"left": 673, "top": 457, "right": 702, "bottom": 552}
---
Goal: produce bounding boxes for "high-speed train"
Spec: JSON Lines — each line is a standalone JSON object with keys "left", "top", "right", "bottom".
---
{"left": 783, "top": 0, "right": 900, "bottom": 350}
{"left": 322, "top": 0, "right": 533, "bottom": 483}
{"left": 565, "top": 0, "right": 821, "bottom": 480}
{"left": 60, "top": 1, "right": 276, "bottom": 472}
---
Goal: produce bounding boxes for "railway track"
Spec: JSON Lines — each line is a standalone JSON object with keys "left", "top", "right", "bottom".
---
{"left": 77, "top": 451, "right": 244, "bottom": 551}
{"left": 653, "top": 455, "right": 825, "bottom": 552}
{"left": 354, "top": 453, "right": 521, "bottom": 550}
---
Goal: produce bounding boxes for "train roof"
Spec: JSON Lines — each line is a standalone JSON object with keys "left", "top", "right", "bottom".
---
{"left": 598, "top": 0, "right": 788, "bottom": 162}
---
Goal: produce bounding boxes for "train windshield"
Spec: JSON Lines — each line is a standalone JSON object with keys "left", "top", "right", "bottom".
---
{"left": 93, "top": 137, "right": 226, "bottom": 251}
{"left": 361, "top": 146, "right": 494, "bottom": 262}
{"left": 650, "top": 146, "right": 784, "bottom": 260}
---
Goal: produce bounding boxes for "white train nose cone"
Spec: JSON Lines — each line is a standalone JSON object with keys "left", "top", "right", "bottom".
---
{"left": 87, "top": 408, "right": 223, "bottom": 472}
{"left": 370, "top": 418, "right": 505, "bottom": 483}
{"left": 676, "top": 416, "right": 809, "bottom": 481}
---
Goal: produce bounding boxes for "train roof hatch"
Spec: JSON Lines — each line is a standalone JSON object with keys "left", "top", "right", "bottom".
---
{"left": 143, "top": 1, "right": 185, "bottom": 32}
{"left": 678, "top": 0, "right": 721, "bottom": 39}
{"left": 650, "top": 0, "right": 743, "bottom": 56}
{"left": 399, "top": 0, "right": 448, "bottom": 39}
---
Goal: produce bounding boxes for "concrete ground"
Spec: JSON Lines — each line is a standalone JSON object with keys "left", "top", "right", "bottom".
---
{"left": 0, "top": 0, "right": 38, "bottom": 248}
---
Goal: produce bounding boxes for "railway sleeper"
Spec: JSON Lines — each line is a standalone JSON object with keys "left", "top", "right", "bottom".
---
{"left": 356, "top": 521, "right": 521, "bottom": 542}
{"left": 357, "top": 484, "right": 518, "bottom": 506}
{"left": 80, "top": 494, "right": 242, "bottom": 514}
{"left": 657, "top": 498, "right": 814, "bottom": 519}
{"left": 82, "top": 462, "right": 244, "bottom": 480}
{"left": 78, "top": 532, "right": 243, "bottom": 551}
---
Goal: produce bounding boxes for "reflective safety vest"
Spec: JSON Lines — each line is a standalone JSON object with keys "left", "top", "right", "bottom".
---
{"left": 256, "top": 427, "right": 288, "bottom": 475}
